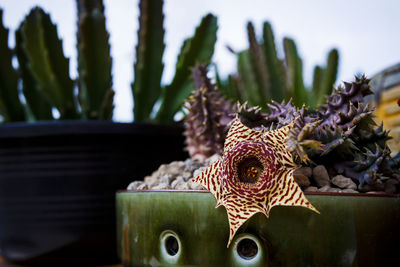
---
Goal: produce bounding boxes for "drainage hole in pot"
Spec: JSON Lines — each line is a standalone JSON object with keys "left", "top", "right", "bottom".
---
{"left": 165, "top": 235, "right": 179, "bottom": 256}
{"left": 237, "top": 238, "right": 258, "bottom": 260}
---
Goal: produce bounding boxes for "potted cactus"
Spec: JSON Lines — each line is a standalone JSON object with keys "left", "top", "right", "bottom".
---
{"left": 216, "top": 21, "right": 339, "bottom": 109}
{"left": 0, "top": 0, "right": 218, "bottom": 265}
{"left": 117, "top": 62, "right": 400, "bottom": 266}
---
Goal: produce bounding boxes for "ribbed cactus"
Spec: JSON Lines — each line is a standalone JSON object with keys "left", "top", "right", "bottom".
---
{"left": 283, "top": 38, "right": 307, "bottom": 107}
{"left": 0, "top": 9, "right": 26, "bottom": 122}
{"left": 156, "top": 14, "right": 218, "bottom": 123}
{"left": 77, "top": 0, "right": 114, "bottom": 120}
{"left": 184, "top": 65, "right": 235, "bottom": 161}
{"left": 312, "top": 49, "right": 339, "bottom": 107}
{"left": 227, "top": 21, "right": 339, "bottom": 109}
{"left": 247, "top": 22, "right": 271, "bottom": 103}
{"left": 18, "top": 7, "right": 77, "bottom": 119}
{"left": 15, "top": 26, "right": 53, "bottom": 121}
{"left": 261, "top": 22, "right": 285, "bottom": 102}
{"left": 132, "top": 0, "right": 164, "bottom": 122}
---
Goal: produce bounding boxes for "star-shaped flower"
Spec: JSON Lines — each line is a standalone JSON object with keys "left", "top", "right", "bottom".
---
{"left": 193, "top": 117, "right": 319, "bottom": 247}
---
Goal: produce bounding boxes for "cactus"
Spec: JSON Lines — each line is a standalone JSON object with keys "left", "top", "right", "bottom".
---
{"left": 18, "top": 7, "right": 78, "bottom": 119}
{"left": 77, "top": 0, "right": 114, "bottom": 120}
{"left": 156, "top": 13, "right": 218, "bottom": 123}
{"left": 312, "top": 49, "right": 339, "bottom": 106}
{"left": 185, "top": 74, "right": 400, "bottom": 188}
{"left": 247, "top": 22, "right": 271, "bottom": 103}
{"left": 0, "top": 9, "right": 26, "bottom": 122}
{"left": 0, "top": 0, "right": 218, "bottom": 124}
{"left": 226, "top": 21, "right": 339, "bottom": 109}
{"left": 15, "top": 27, "right": 53, "bottom": 121}
{"left": 261, "top": 22, "right": 285, "bottom": 102}
{"left": 184, "top": 65, "right": 235, "bottom": 161}
{"left": 283, "top": 38, "right": 307, "bottom": 107}
{"left": 132, "top": 0, "right": 164, "bottom": 122}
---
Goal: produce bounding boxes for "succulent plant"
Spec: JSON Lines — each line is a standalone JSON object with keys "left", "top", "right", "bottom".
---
{"left": 183, "top": 65, "right": 235, "bottom": 161}
{"left": 217, "top": 21, "right": 339, "bottom": 109}
{"left": 155, "top": 13, "right": 218, "bottom": 123}
{"left": 77, "top": 0, "right": 114, "bottom": 120}
{"left": 18, "top": 7, "right": 79, "bottom": 120}
{"left": 186, "top": 74, "right": 400, "bottom": 188}
{"left": 0, "top": 0, "right": 218, "bottom": 124}
{"left": 0, "top": 9, "right": 26, "bottom": 122}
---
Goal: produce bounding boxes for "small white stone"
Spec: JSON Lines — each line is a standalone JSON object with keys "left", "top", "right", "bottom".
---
{"left": 137, "top": 183, "right": 149, "bottom": 190}
{"left": 175, "top": 182, "right": 189, "bottom": 190}
{"left": 152, "top": 183, "right": 170, "bottom": 190}
{"left": 127, "top": 181, "right": 143, "bottom": 190}
{"left": 304, "top": 186, "right": 318, "bottom": 192}
{"left": 144, "top": 176, "right": 158, "bottom": 187}
{"left": 160, "top": 174, "right": 174, "bottom": 185}
{"left": 318, "top": 185, "right": 331, "bottom": 192}
{"left": 171, "top": 176, "right": 184, "bottom": 188}
{"left": 331, "top": 175, "right": 357, "bottom": 190}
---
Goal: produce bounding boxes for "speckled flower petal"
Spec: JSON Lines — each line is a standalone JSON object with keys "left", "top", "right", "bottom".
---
{"left": 223, "top": 117, "right": 264, "bottom": 153}
{"left": 194, "top": 116, "right": 319, "bottom": 247}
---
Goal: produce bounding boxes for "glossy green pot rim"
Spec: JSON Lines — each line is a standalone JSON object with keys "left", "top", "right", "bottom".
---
{"left": 117, "top": 189, "right": 400, "bottom": 198}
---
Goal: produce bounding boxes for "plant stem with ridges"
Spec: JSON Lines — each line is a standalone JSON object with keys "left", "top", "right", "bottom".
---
{"left": 156, "top": 13, "right": 217, "bottom": 123}
{"left": 132, "top": 0, "right": 164, "bottom": 122}
{"left": 0, "top": 9, "right": 26, "bottom": 122}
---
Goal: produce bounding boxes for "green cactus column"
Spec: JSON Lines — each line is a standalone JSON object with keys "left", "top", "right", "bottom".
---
{"left": 77, "top": 0, "right": 114, "bottom": 120}
{"left": 132, "top": 0, "right": 165, "bottom": 122}
{"left": 0, "top": 9, "right": 26, "bottom": 122}
{"left": 18, "top": 7, "right": 78, "bottom": 120}
{"left": 155, "top": 14, "right": 218, "bottom": 123}
{"left": 15, "top": 27, "right": 53, "bottom": 121}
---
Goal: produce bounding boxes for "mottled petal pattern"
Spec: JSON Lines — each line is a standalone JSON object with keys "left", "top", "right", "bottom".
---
{"left": 194, "top": 117, "right": 319, "bottom": 247}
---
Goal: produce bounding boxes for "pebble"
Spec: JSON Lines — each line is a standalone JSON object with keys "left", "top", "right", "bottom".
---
{"left": 384, "top": 179, "right": 399, "bottom": 194}
{"left": 342, "top": 189, "right": 358, "bottom": 193}
{"left": 175, "top": 182, "right": 190, "bottom": 190}
{"left": 331, "top": 175, "right": 357, "bottom": 190}
{"left": 293, "top": 173, "right": 311, "bottom": 187}
{"left": 313, "top": 165, "right": 331, "bottom": 187}
{"left": 295, "top": 167, "right": 312, "bottom": 178}
{"left": 126, "top": 157, "right": 400, "bottom": 194}
{"left": 318, "top": 185, "right": 331, "bottom": 192}
{"left": 137, "top": 183, "right": 148, "bottom": 190}
{"left": 152, "top": 183, "right": 170, "bottom": 190}
{"left": 160, "top": 174, "right": 174, "bottom": 185}
{"left": 305, "top": 186, "right": 318, "bottom": 192}
{"left": 171, "top": 176, "right": 184, "bottom": 188}
{"left": 328, "top": 187, "right": 342, "bottom": 193}
{"left": 127, "top": 181, "right": 143, "bottom": 190}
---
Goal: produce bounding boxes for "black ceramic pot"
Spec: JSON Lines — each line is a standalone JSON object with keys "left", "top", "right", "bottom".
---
{"left": 0, "top": 121, "right": 187, "bottom": 266}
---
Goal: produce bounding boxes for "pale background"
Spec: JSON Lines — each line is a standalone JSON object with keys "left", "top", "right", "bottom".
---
{"left": 1, "top": 0, "right": 399, "bottom": 121}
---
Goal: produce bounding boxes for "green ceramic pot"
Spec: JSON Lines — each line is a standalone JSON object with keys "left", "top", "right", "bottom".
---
{"left": 116, "top": 190, "right": 400, "bottom": 266}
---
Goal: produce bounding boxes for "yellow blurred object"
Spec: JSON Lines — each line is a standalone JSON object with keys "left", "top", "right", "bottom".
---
{"left": 374, "top": 80, "right": 400, "bottom": 155}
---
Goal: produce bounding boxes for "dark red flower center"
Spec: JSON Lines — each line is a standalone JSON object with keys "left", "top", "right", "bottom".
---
{"left": 237, "top": 156, "right": 263, "bottom": 183}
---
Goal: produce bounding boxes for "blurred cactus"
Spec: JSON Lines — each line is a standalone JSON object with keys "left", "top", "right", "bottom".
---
{"left": 132, "top": 0, "right": 164, "bottom": 122}
{"left": 0, "top": 0, "right": 217, "bottom": 124}
{"left": 0, "top": 9, "right": 26, "bottom": 122}
{"left": 15, "top": 27, "right": 53, "bottom": 121}
{"left": 224, "top": 21, "right": 339, "bottom": 109}
{"left": 77, "top": 0, "right": 114, "bottom": 120}
{"left": 17, "top": 7, "right": 78, "bottom": 119}
{"left": 155, "top": 13, "right": 218, "bottom": 123}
